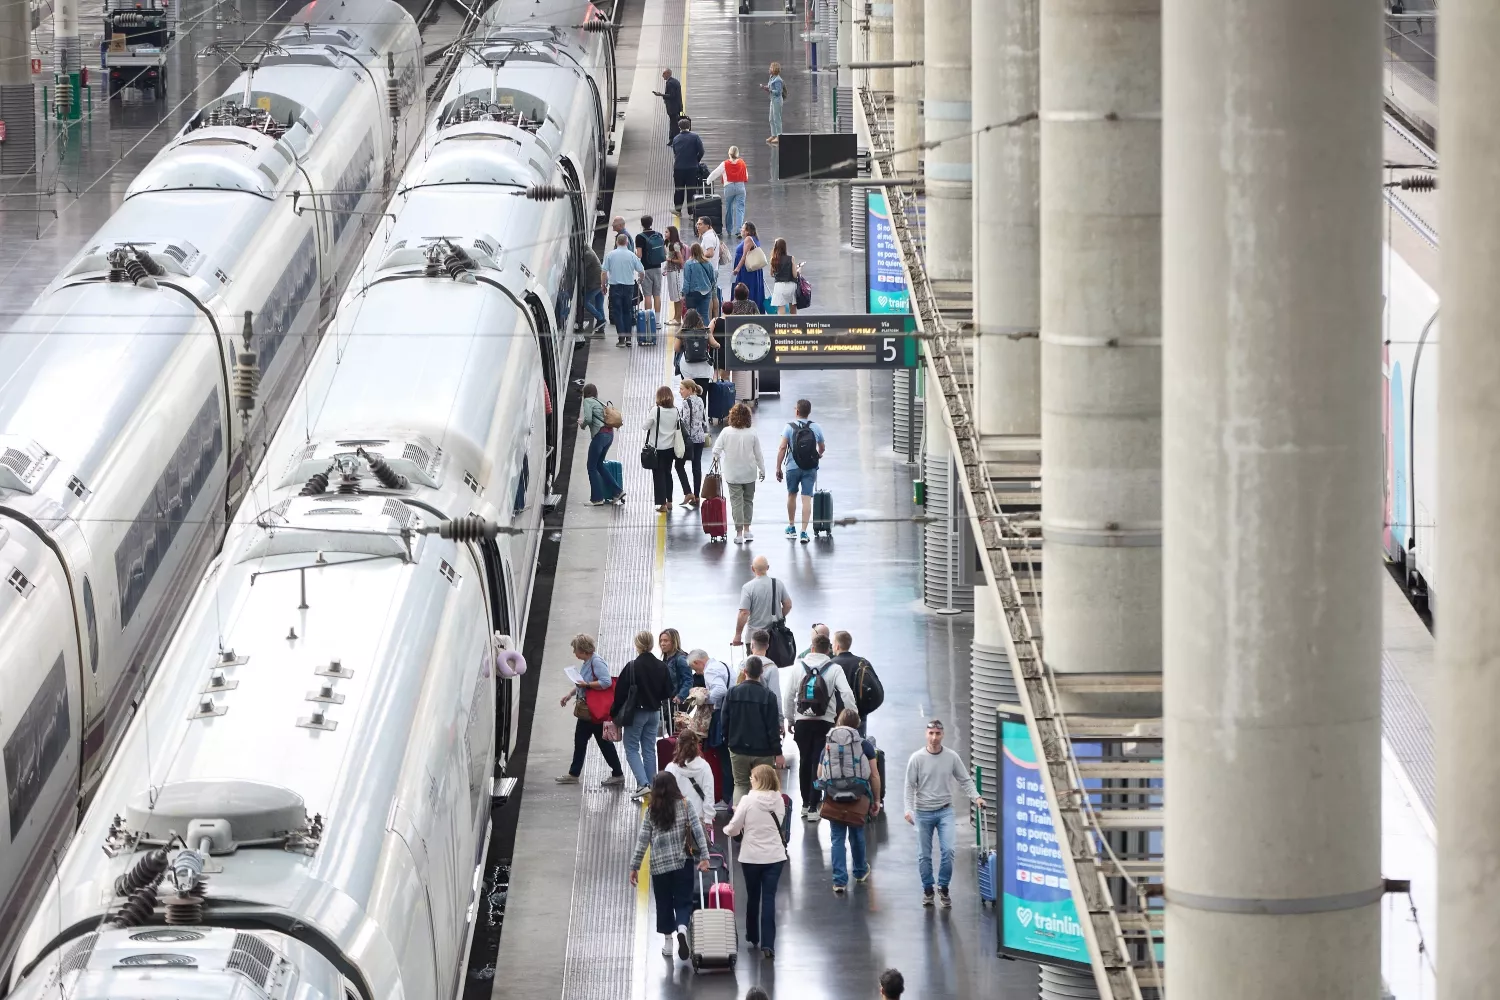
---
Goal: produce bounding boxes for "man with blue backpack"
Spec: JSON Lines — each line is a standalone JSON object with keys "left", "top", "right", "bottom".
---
{"left": 782, "top": 633, "right": 857, "bottom": 822}
{"left": 816, "top": 707, "right": 882, "bottom": 892}
{"left": 775, "top": 398, "right": 826, "bottom": 543}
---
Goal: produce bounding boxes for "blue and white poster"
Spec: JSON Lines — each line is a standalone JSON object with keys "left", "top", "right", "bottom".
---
{"left": 865, "top": 190, "right": 910, "bottom": 314}
{"left": 999, "top": 711, "right": 1091, "bottom": 967}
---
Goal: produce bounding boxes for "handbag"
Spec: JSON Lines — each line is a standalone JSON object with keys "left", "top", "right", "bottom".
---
{"left": 603, "top": 402, "right": 623, "bottom": 428}
{"left": 673, "top": 428, "right": 686, "bottom": 459}
{"left": 610, "top": 662, "right": 638, "bottom": 729}
{"left": 764, "top": 579, "right": 796, "bottom": 667}
{"left": 743, "top": 242, "right": 768, "bottom": 272}
{"left": 819, "top": 794, "right": 870, "bottom": 827}
{"left": 641, "top": 406, "right": 662, "bottom": 469}
{"left": 795, "top": 273, "right": 812, "bottom": 309}
{"left": 701, "top": 456, "right": 723, "bottom": 500}
{"left": 573, "top": 696, "right": 592, "bottom": 721}
{"left": 602, "top": 720, "right": 623, "bottom": 742}
{"left": 585, "top": 681, "right": 616, "bottom": 723}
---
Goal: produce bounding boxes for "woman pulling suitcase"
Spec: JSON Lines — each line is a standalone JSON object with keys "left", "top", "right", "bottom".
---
{"left": 629, "top": 773, "right": 711, "bottom": 962}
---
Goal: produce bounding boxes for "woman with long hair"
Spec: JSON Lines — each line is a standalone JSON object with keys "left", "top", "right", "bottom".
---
{"left": 680, "top": 243, "right": 717, "bottom": 328}
{"left": 760, "top": 62, "right": 786, "bottom": 144}
{"left": 707, "top": 145, "right": 749, "bottom": 240}
{"left": 732, "top": 221, "right": 766, "bottom": 311}
{"left": 641, "top": 385, "right": 682, "bottom": 512}
{"left": 710, "top": 402, "right": 765, "bottom": 543}
{"left": 768, "top": 237, "right": 799, "bottom": 315}
{"left": 629, "top": 772, "right": 710, "bottom": 961}
{"left": 660, "top": 627, "right": 691, "bottom": 704}
{"left": 675, "top": 376, "right": 709, "bottom": 505}
{"left": 722, "top": 764, "right": 788, "bottom": 958}
{"left": 663, "top": 224, "right": 686, "bottom": 326}
{"left": 665, "top": 729, "right": 717, "bottom": 826}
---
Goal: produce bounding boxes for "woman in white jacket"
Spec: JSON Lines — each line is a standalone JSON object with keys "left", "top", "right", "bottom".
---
{"left": 709, "top": 401, "right": 765, "bottom": 543}
{"left": 722, "top": 764, "right": 788, "bottom": 959}
{"left": 643, "top": 386, "right": 683, "bottom": 512}
{"left": 665, "top": 729, "right": 717, "bottom": 826}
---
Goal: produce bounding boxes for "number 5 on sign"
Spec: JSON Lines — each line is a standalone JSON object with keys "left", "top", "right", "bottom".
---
{"left": 882, "top": 336, "right": 897, "bottom": 363}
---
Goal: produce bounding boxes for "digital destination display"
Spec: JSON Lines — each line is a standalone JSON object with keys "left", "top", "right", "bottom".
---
{"left": 724, "top": 314, "right": 918, "bottom": 370}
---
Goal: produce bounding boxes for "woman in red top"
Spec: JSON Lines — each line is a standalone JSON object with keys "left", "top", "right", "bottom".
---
{"left": 708, "top": 146, "right": 748, "bottom": 245}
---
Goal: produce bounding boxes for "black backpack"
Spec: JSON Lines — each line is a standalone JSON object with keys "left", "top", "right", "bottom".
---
{"left": 641, "top": 230, "right": 666, "bottom": 269}
{"left": 682, "top": 331, "right": 710, "bottom": 363}
{"left": 790, "top": 420, "right": 820, "bottom": 469}
{"left": 845, "top": 657, "right": 884, "bottom": 715}
{"left": 796, "top": 663, "right": 834, "bottom": 718}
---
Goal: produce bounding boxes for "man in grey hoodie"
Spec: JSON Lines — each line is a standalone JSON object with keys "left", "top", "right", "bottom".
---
{"left": 783, "top": 633, "right": 857, "bottom": 821}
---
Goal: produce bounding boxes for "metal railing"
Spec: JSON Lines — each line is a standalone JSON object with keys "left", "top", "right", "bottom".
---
{"left": 854, "top": 85, "right": 1164, "bottom": 999}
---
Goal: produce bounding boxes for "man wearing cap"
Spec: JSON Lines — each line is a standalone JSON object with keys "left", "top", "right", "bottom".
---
{"left": 903, "top": 719, "right": 984, "bottom": 907}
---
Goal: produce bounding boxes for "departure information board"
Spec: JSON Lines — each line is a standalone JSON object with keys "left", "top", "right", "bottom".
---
{"left": 724, "top": 314, "right": 919, "bottom": 370}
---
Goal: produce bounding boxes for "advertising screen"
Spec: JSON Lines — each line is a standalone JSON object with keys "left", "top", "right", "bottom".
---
{"left": 865, "top": 190, "right": 910, "bottom": 314}
{"left": 999, "top": 710, "right": 1091, "bottom": 967}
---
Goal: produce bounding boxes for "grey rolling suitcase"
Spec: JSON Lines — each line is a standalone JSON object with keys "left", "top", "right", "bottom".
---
{"left": 690, "top": 870, "right": 738, "bottom": 971}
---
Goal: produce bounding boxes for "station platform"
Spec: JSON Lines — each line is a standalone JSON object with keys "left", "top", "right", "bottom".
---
{"left": 490, "top": 0, "right": 1039, "bottom": 997}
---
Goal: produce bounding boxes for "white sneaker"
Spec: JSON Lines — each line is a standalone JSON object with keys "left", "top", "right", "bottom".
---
{"left": 733, "top": 534, "right": 744, "bottom": 545}
{"left": 676, "top": 927, "right": 691, "bottom": 960}
{"left": 663, "top": 935, "right": 674, "bottom": 957}
{"left": 743, "top": 531, "right": 754, "bottom": 542}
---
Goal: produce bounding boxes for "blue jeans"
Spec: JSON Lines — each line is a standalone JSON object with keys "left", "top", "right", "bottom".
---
{"left": 741, "top": 860, "right": 784, "bottom": 949}
{"left": 830, "top": 821, "right": 868, "bottom": 887}
{"left": 722, "top": 181, "right": 746, "bottom": 240}
{"left": 608, "top": 284, "right": 636, "bottom": 339}
{"left": 915, "top": 806, "right": 956, "bottom": 890}
{"left": 683, "top": 289, "right": 711, "bottom": 323}
{"left": 586, "top": 429, "right": 621, "bottom": 502}
{"left": 622, "top": 706, "right": 660, "bottom": 787}
{"left": 584, "top": 288, "right": 606, "bottom": 327}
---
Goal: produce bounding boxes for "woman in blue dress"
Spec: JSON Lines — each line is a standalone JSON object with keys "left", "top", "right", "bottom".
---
{"left": 732, "top": 221, "right": 767, "bottom": 312}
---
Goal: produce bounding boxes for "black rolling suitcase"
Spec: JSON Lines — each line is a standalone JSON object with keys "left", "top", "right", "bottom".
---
{"left": 687, "top": 191, "right": 724, "bottom": 234}
{"left": 758, "top": 367, "right": 780, "bottom": 395}
{"left": 812, "top": 489, "right": 833, "bottom": 537}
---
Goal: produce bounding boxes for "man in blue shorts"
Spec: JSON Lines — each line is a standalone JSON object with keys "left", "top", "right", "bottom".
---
{"left": 775, "top": 398, "right": 826, "bottom": 543}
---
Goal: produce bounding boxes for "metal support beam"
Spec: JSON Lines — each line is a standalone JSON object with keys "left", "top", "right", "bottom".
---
{"left": 1164, "top": 0, "right": 1382, "bottom": 995}
{"left": 1439, "top": 3, "right": 1500, "bottom": 998}
{"left": 869, "top": 2, "right": 893, "bottom": 92}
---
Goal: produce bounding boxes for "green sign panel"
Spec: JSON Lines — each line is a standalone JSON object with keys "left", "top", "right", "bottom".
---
{"left": 724, "top": 314, "right": 919, "bottom": 370}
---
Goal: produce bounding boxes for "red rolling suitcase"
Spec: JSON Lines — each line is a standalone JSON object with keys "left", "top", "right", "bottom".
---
{"left": 707, "top": 835, "right": 735, "bottom": 910}
{"left": 701, "top": 495, "right": 728, "bottom": 541}
{"left": 658, "top": 735, "right": 677, "bottom": 772}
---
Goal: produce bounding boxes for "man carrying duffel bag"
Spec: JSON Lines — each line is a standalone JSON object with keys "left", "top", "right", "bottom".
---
{"left": 816, "top": 708, "right": 881, "bottom": 892}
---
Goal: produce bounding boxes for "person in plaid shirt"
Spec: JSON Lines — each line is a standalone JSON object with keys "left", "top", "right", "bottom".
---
{"left": 630, "top": 773, "right": 711, "bottom": 961}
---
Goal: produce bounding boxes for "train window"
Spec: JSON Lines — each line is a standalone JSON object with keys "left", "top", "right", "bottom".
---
{"left": 82, "top": 577, "right": 98, "bottom": 673}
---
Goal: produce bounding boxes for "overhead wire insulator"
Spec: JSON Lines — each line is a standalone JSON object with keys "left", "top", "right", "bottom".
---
{"left": 105, "top": 885, "right": 158, "bottom": 928}
{"left": 357, "top": 447, "right": 409, "bottom": 489}
{"left": 522, "top": 184, "right": 567, "bottom": 202}
{"left": 232, "top": 310, "right": 260, "bottom": 419}
{"left": 128, "top": 244, "right": 165, "bottom": 277}
{"left": 1399, "top": 174, "right": 1436, "bottom": 192}
{"left": 163, "top": 893, "right": 204, "bottom": 925}
{"left": 440, "top": 240, "right": 478, "bottom": 284}
{"left": 106, "top": 246, "right": 158, "bottom": 289}
{"left": 300, "top": 469, "right": 331, "bottom": 496}
{"left": 113, "top": 849, "right": 169, "bottom": 897}
{"left": 386, "top": 51, "right": 400, "bottom": 121}
{"left": 580, "top": 17, "right": 616, "bottom": 32}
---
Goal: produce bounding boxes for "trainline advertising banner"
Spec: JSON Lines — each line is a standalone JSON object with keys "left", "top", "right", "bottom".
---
{"left": 999, "top": 710, "right": 1091, "bottom": 967}
{"left": 865, "top": 189, "right": 910, "bottom": 314}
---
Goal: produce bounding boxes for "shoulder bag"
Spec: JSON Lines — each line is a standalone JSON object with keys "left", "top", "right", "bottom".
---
{"left": 765, "top": 578, "right": 797, "bottom": 667}
{"left": 603, "top": 401, "right": 624, "bottom": 429}
{"left": 743, "top": 242, "right": 769, "bottom": 272}
{"left": 610, "top": 662, "right": 639, "bottom": 729}
{"left": 641, "top": 407, "right": 661, "bottom": 470}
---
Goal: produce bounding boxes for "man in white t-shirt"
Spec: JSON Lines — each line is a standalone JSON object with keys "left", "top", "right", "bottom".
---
{"left": 695, "top": 217, "right": 730, "bottom": 308}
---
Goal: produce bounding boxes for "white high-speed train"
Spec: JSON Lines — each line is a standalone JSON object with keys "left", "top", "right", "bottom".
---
{"left": 1380, "top": 121, "right": 1441, "bottom": 612}
{"left": 3, "top": 1, "right": 614, "bottom": 995}
{"left": 0, "top": 0, "right": 424, "bottom": 965}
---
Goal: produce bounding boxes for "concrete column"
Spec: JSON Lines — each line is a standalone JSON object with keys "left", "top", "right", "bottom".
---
{"left": 1440, "top": 5, "right": 1500, "bottom": 998}
{"left": 837, "top": 0, "right": 852, "bottom": 89}
{"left": 0, "top": 0, "right": 35, "bottom": 175}
{"left": 922, "top": 0, "right": 969, "bottom": 282}
{"left": 969, "top": 581, "right": 1012, "bottom": 826}
{"left": 869, "top": 2, "right": 893, "bottom": 94}
{"left": 1163, "top": 0, "right": 1381, "bottom": 995}
{"left": 972, "top": 0, "right": 1039, "bottom": 438}
{"left": 892, "top": 0, "right": 922, "bottom": 174}
{"left": 1039, "top": 0, "right": 1160, "bottom": 679}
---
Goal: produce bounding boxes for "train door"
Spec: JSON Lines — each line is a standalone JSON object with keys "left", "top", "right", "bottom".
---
{"left": 475, "top": 537, "right": 516, "bottom": 771}
{"left": 523, "top": 291, "right": 560, "bottom": 483}
{"left": 559, "top": 157, "right": 587, "bottom": 330}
